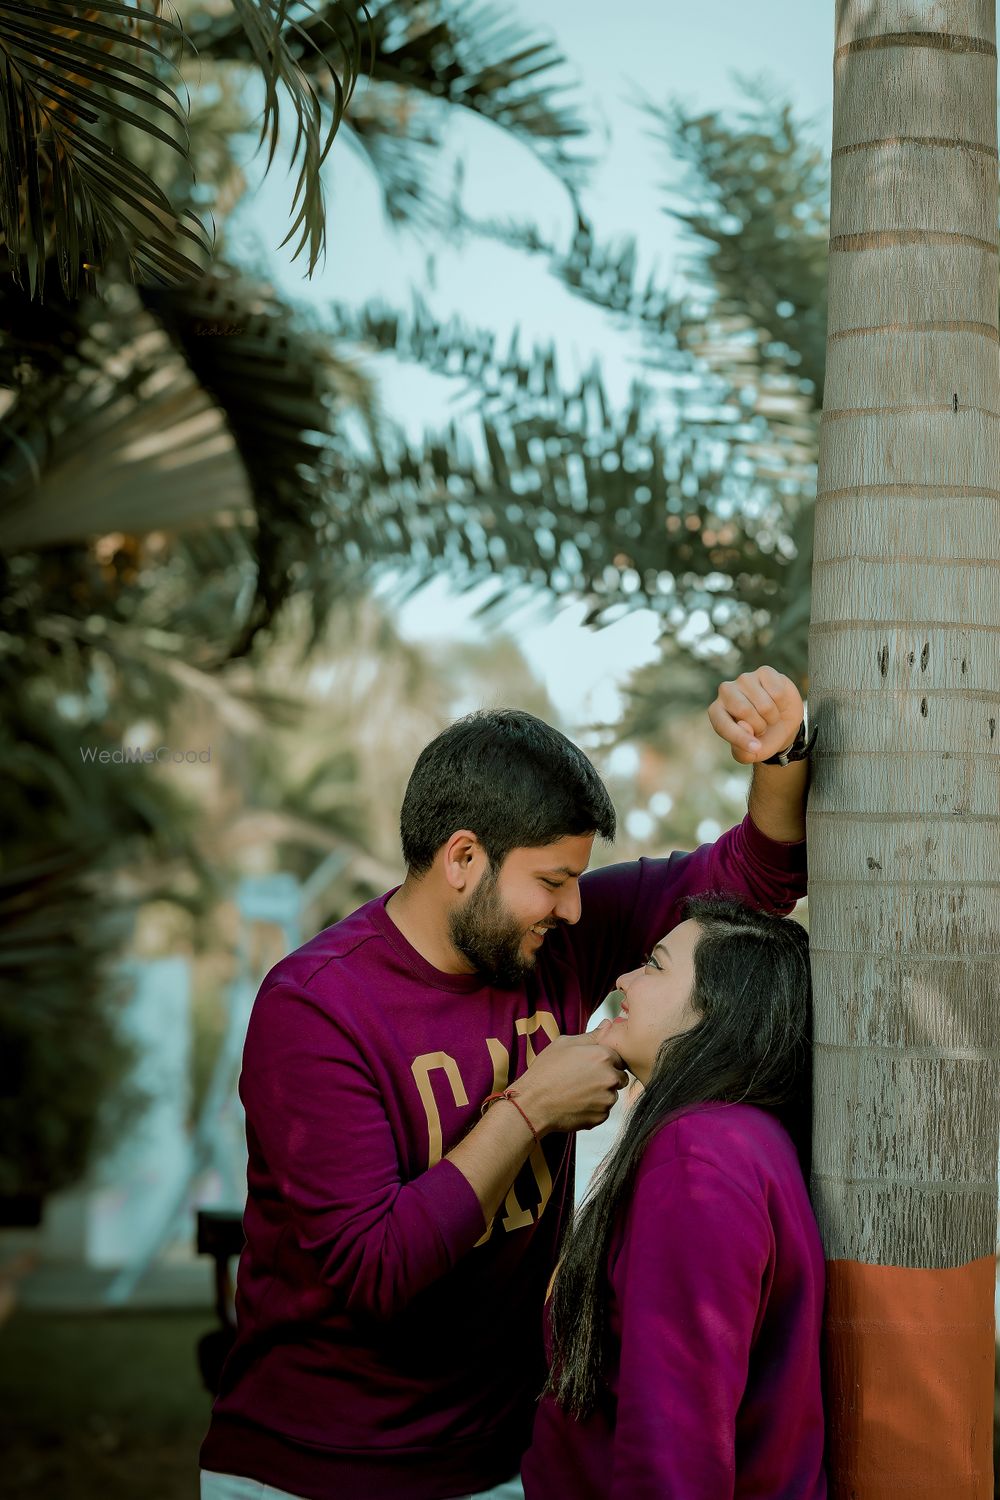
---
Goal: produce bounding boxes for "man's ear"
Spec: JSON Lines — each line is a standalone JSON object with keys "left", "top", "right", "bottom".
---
{"left": 441, "top": 830, "right": 482, "bottom": 893}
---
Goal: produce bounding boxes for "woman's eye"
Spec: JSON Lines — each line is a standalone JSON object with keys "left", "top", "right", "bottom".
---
{"left": 642, "top": 952, "right": 660, "bottom": 970}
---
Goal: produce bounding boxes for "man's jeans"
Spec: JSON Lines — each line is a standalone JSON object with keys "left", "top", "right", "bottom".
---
{"left": 200, "top": 1469, "right": 525, "bottom": 1500}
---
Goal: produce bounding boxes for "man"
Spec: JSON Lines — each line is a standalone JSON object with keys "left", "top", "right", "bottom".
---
{"left": 200, "top": 667, "right": 811, "bottom": 1500}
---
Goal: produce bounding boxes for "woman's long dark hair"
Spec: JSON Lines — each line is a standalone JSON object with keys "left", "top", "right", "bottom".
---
{"left": 545, "top": 894, "right": 813, "bottom": 1420}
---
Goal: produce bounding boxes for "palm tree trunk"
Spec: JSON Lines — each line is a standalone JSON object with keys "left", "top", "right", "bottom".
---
{"left": 808, "top": 2, "right": 999, "bottom": 1494}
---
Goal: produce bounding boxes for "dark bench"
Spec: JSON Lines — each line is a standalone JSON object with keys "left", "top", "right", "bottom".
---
{"left": 195, "top": 1207, "right": 245, "bottom": 1394}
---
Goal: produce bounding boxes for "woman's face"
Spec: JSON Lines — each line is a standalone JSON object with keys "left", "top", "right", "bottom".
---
{"left": 609, "top": 918, "right": 702, "bottom": 1083}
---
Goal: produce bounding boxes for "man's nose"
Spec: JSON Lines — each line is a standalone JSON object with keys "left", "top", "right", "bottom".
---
{"left": 555, "top": 883, "right": 582, "bottom": 925}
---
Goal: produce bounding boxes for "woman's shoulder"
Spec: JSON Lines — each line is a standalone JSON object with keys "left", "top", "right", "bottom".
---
{"left": 640, "top": 1102, "right": 798, "bottom": 1182}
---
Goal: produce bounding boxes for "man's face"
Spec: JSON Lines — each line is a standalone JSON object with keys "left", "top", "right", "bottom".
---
{"left": 448, "top": 834, "right": 595, "bottom": 988}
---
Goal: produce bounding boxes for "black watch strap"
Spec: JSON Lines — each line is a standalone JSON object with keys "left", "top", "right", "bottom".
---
{"left": 762, "top": 719, "right": 817, "bottom": 766}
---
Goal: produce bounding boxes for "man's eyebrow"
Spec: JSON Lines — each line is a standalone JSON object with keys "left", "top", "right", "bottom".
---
{"left": 652, "top": 941, "right": 671, "bottom": 962}
{"left": 538, "top": 865, "right": 584, "bottom": 878}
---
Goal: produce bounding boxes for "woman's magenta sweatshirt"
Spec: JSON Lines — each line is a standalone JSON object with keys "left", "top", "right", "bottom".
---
{"left": 521, "top": 1103, "right": 827, "bottom": 1500}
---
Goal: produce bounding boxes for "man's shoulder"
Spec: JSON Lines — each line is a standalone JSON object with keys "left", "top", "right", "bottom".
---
{"left": 260, "top": 891, "right": 393, "bottom": 1000}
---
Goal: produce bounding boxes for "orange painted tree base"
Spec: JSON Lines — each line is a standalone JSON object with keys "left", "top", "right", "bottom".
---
{"left": 824, "top": 1256, "right": 996, "bottom": 1498}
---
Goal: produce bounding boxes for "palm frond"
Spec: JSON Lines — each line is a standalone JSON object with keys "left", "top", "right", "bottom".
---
{"left": 321, "top": 299, "right": 814, "bottom": 678}
{"left": 194, "top": 0, "right": 589, "bottom": 228}
{"left": 1, "top": 259, "right": 814, "bottom": 682}
{"left": 366, "top": 1, "right": 591, "bottom": 197}
{"left": 0, "top": 261, "right": 381, "bottom": 656}
{"left": 0, "top": 282, "right": 252, "bottom": 550}
{"left": 551, "top": 225, "right": 814, "bottom": 470}
{"left": 137, "top": 265, "right": 376, "bottom": 652}
{"left": 218, "top": 0, "right": 367, "bottom": 272}
{"left": 184, "top": 0, "right": 376, "bottom": 258}
{"left": 646, "top": 77, "right": 830, "bottom": 403}
{"left": 549, "top": 221, "right": 692, "bottom": 344}
{"left": 340, "top": 92, "right": 449, "bottom": 229}
{"left": 0, "top": 0, "right": 215, "bottom": 300}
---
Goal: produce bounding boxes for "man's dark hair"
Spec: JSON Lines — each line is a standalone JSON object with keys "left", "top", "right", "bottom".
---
{"left": 400, "top": 709, "right": 616, "bottom": 875}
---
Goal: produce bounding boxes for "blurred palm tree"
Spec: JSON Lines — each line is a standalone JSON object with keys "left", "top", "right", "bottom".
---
{"left": 328, "top": 76, "right": 830, "bottom": 721}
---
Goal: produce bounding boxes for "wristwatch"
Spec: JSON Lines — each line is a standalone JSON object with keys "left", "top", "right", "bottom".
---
{"left": 762, "top": 719, "right": 817, "bottom": 766}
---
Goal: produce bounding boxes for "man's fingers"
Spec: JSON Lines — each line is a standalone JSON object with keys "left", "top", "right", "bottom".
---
{"left": 737, "top": 672, "right": 782, "bottom": 723}
{"left": 587, "top": 1021, "right": 626, "bottom": 1073}
{"left": 714, "top": 687, "right": 768, "bottom": 738}
{"left": 729, "top": 675, "right": 782, "bottom": 727}
{"left": 756, "top": 665, "right": 805, "bottom": 721}
{"left": 708, "top": 699, "right": 761, "bottom": 749}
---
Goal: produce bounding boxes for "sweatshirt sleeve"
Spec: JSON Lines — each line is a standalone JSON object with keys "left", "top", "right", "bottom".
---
{"left": 570, "top": 814, "right": 807, "bottom": 1017}
{"left": 608, "top": 1154, "right": 773, "bottom": 1500}
{"left": 634, "top": 812, "right": 807, "bottom": 926}
{"left": 240, "top": 982, "right": 487, "bottom": 1325}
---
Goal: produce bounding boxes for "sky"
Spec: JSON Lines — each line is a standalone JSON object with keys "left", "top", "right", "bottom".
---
{"left": 227, "top": 1, "right": 836, "bottom": 731}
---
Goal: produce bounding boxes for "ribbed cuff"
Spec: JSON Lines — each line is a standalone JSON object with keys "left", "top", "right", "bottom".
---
{"left": 743, "top": 811, "right": 808, "bottom": 870}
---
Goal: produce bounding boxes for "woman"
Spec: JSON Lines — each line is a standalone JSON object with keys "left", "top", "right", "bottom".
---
{"left": 521, "top": 895, "right": 826, "bottom": 1500}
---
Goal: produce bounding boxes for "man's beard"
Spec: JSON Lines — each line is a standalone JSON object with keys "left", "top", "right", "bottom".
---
{"left": 448, "top": 864, "right": 539, "bottom": 989}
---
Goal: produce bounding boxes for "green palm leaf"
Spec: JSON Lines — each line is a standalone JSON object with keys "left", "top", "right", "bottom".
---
{"left": 0, "top": 0, "right": 215, "bottom": 299}
{"left": 212, "top": 0, "right": 367, "bottom": 271}
{"left": 366, "top": 1, "right": 590, "bottom": 195}
{"left": 0, "top": 0, "right": 370, "bottom": 300}
{"left": 0, "top": 259, "right": 381, "bottom": 659}
{"left": 192, "top": 0, "right": 590, "bottom": 229}
{"left": 358, "top": 368, "right": 795, "bottom": 622}
{"left": 0, "top": 280, "right": 253, "bottom": 549}
{"left": 650, "top": 76, "right": 830, "bottom": 403}
{"left": 137, "top": 265, "right": 382, "bottom": 652}
{"left": 324, "top": 297, "right": 814, "bottom": 681}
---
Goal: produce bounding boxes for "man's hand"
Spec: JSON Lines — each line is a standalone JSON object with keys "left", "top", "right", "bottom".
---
{"left": 707, "top": 666, "right": 804, "bottom": 766}
{"left": 515, "top": 1025, "right": 628, "bottom": 1136}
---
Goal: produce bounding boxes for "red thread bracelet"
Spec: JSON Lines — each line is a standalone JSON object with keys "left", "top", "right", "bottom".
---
{"left": 480, "top": 1088, "right": 540, "bottom": 1149}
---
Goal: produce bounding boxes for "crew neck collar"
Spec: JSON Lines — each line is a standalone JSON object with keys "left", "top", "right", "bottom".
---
{"left": 371, "top": 888, "right": 487, "bottom": 993}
